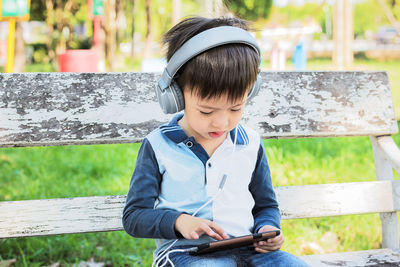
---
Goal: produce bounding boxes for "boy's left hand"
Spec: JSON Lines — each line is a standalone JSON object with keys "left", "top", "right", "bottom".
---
{"left": 253, "top": 225, "right": 284, "bottom": 253}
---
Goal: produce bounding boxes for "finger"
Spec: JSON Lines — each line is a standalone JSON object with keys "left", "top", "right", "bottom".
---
{"left": 257, "top": 244, "right": 281, "bottom": 252}
{"left": 209, "top": 222, "right": 229, "bottom": 239}
{"left": 268, "top": 235, "right": 284, "bottom": 245}
{"left": 261, "top": 241, "right": 282, "bottom": 250}
{"left": 257, "top": 240, "right": 283, "bottom": 250}
{"left": 200, "top": 224, "right": 224, "bottom": 240}
{"left": 256, "top": 236, "right": 282, "bottom": 246}
{"left": 255, "top": 246, "right": 270, "bottom": 253}
{"left": 190, "top": 231, "right": 199, "bottom": 240}
{"left": 264, "top": 240, "right": 283, "bottom": 248}
{"left": 256, "top": 241, "right": 271, "bottom": 247}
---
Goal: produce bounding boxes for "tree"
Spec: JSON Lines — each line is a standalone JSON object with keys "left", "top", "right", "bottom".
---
{"left": 354, "top": 0, "right": 400, "bottom": 37}
{"left": 14, "top": 22, "right": 25, "bottom": 72}
{"left": 143, "top": 0, "right": 152, "bottom": 58}
{"left": 223, "top": 0, "right": 273, "bottom": 21}
{"left": 104, "top": 0, "right": 116, "bottom": 70}
{"left": 377, "top": 0, "right": 400, "bottom": 32}
{"left": 30, "top": 0, "right": 46, "bottom": 20}
{"left": 30, "top": 0, "right": 89, "bottom": 65}
{"left": 130, "top": 0, "right": 137, "bottom": 58}
{"left": 172, "top": 0, "right": 181, "bottom": 25}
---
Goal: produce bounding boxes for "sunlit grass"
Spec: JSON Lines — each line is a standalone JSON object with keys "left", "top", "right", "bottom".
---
{"left": 1, "top": 125, "right": 399, "bottom": 265}
{"left": 264, "top": 131, "right": 400, "bottom": 256}
{"left": 1, "top": 58, "right": 400, "bottom": 265}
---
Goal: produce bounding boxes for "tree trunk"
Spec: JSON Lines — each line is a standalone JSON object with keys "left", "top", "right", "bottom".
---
{"left": 104, "top": 0, "right": 116, "bottom": 71}
{"left": 115, "top": 0, "right": 123, "bottom": 48}
{"left": 55, "top": 0, "right": 66, "bottom": 55}
{"left": 45, "top": 0, "right": 55, "bottom": 63}
{"left": 143, "top": 0, "right": 152, "bottom": 59}
{"left": 130, "top": 0, "right": 136, "bottom": 58}
{"left": 333, "top": 0, "right": 353, "bottom": 70}
{"left": 172, "top": 0, "right": 181, "bottom": 25}
{"left": 205, "top": 0, "right": 225, "bottom": 17}
{"left": 13, "top": 22, "right": 25, "bottom": 72}
{"left": 64, "top": 0, "right": 76, "bottom": 50}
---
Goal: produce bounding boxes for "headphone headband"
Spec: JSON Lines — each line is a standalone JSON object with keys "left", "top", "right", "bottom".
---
{"left": 158, "top": 26, "right": 261, "bottom": 92}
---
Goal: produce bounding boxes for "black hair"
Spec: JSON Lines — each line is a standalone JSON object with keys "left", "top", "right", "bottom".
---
{"left": 162, "top": 16, "right": 260, "bottom": 102}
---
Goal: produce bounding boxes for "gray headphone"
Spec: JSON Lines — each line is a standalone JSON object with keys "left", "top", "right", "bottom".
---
{"left": 155, "top": 26, "right": 262, "bottom": 114}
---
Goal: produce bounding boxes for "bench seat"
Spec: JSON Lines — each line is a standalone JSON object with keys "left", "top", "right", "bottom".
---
{"left": 300, "top": 248, "right": 400, "bottom": 266}
{"left": 1, "top": 181, "right": 399, "bottom": 238}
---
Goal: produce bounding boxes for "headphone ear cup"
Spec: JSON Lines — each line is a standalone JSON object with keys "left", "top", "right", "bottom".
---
{"left": 170, "top": 80, "right": 185, "bottom": 112}
{"left": 247, "top": 74, "right": 261, "bottom": 101}
{"left": 155, "top": 80, "right": 184, "bottom": 114}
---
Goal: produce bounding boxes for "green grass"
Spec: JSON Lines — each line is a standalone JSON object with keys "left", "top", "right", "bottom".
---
{"left": 0, "top": 144, "right": 155, "bottom": 266}
{"left": 1, "top": 58, "right": 400, "bottom": 265}
{"left": 265, "top": 132, "right": 400, "bottom": 255}
{"left": 24, "top": 63, "right": 57, "bottom": 73}
{"left": 1, "top": 124, "right": 399, "bottom": 266}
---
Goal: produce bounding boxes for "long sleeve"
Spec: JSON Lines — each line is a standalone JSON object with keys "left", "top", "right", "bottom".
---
{"left": 249, "top": 141, "right": 281, "bottom": 233}
{"left": 122, "top": 138, "right": 182, "bottom": 239}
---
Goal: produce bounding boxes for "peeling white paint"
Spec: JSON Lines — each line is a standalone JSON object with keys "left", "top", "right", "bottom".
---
{"left": 300, "top": 248, "right": 400, "bottom": 266}
{"left": 0, "top": 71, "right": 398, "bottom": 146}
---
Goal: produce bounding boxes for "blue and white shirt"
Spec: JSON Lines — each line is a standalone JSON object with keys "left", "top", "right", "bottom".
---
{"left": 122, "top": 113, "right": 280, "bottom": 255}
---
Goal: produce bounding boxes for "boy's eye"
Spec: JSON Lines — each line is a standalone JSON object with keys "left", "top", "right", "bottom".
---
{"left": 231, "top": 108, "right": 242, "bottom": 112}
{"left": 200, "top": 111, "right": 212, "bottom": 115}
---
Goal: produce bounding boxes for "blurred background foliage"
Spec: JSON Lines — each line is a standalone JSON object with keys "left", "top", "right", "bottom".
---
{"left": 3, "top": 0, "right": 398, "bottom": 67}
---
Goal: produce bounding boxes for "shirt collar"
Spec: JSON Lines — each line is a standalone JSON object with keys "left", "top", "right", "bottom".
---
{"left": 160, "top": 113, "right": 187, "bottom": 144}
{"left": 160, "top": 113, "right": 248, "bottom": 146}
{"left": 230, "top": 124, "right": 249, "bottom": 146}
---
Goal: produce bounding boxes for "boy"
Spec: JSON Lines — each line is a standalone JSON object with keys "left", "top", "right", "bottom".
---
{"left": 123, "top": 17, "right": 309, "bottom": 267}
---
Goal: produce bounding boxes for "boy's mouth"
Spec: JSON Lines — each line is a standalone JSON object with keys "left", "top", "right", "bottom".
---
{"left": 209, "top": 131, "right": 225, "bottom": 138}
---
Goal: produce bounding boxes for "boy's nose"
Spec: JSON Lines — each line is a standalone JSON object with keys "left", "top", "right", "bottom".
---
{"left": 212, "top": 116, "right": 229, "bottom": 129}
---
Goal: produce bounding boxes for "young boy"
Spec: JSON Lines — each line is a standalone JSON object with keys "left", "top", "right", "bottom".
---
{"left": 123, "top": 17, "right": 309, "bottom": 267}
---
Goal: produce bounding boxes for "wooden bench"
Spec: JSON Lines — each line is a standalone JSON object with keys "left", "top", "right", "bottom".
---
{"left": 1, "top": 71, "right": 399, "bottom": 266}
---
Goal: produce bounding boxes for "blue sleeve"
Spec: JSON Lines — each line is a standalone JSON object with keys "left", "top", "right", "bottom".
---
{"left": 249, "top": 141, "right": 281, "bottom": 233}
{"left": 122, "top": 138, "right": 182, "bottom": 239}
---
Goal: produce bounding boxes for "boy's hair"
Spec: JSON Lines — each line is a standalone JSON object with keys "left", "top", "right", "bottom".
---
{"left": 162, "top": 17, "right": 260, "bottom": 102}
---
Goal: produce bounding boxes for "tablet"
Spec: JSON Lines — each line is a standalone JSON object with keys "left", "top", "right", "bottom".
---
{"left": 190, "top": 229, "right": 280, "bottom": 255}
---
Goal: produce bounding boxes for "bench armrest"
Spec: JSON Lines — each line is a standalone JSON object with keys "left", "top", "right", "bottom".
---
{"left": 376, "top": 136, "right": 400, "bottom": 174}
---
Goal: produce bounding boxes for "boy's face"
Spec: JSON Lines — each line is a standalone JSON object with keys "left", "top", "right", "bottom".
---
{"left": 181, "top": 89, "right": 247, "bottom": 144}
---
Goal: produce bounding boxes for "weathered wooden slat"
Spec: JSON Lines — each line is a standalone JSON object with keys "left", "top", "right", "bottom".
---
{"left": 376, "top": 135, "right": 400, "bottom": 174}
{"left": 0, "top": 72, "right": 397, "bottom": 147}
{"left": 1, "top": 181, "right": 397, "bottom": 238}
{"left": 0, "top": 195, "right": 126, "bottom": 238}
{"left": 370, "top": 135, "right": 400, "bottom": 249}
{"left": 277, "top": 180, "right": 397, "bottom": 219}
{"left": 299, "top": 249, "right": 400, "bottom": 266}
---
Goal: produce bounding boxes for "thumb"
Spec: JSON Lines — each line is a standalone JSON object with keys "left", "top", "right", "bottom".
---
{"left": 190, "top": 231, "right": 199, "bottom": 239}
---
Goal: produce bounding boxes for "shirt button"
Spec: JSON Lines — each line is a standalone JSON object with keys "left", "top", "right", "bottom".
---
{"left": 186, "top": 141, "right": 193, "bottom": 148}
{"left": 208, "top": 162, "right": 212, "bottom": 168}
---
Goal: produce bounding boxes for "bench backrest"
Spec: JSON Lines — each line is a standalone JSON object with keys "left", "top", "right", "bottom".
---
{"left": 0, "top": 71, "right": 398, "bottom": 239}
{"left": 0, "top": 71, "right": 397, "bottom": 148}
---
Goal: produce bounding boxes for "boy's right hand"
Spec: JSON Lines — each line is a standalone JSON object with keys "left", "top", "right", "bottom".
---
{"left": 174, "top": 213, "right": 229, "bottom": 240}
